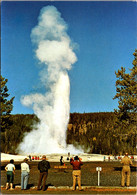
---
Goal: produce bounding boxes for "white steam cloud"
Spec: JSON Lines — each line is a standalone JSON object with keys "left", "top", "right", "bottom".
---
{"left": 18, "top": 6, "right": 82, "bottom": 154}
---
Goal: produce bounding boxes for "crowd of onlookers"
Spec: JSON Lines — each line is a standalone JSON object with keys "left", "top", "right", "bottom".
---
{"left": 104, "top": 155, "right": 135, "bottom": 161}
{"left": 4, "top": 153, "right": 136, "bottom": 191}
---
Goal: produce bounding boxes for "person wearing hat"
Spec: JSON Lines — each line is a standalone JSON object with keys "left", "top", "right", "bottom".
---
{"left": 5, "top": 159, "right": 15, "bottom": 190}
{"left": 37, "top": 155, "right": 50, "bottom": 191}
{"left": 70, "top": 156, "right": 83, "bottom": 191}
{"left": 21, "top": 158, "right": 30, "bottom": 190}
{"left": 121, "top": 153, "right": 133, "bottom": 187}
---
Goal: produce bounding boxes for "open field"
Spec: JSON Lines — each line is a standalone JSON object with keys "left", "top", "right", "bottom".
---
{"left": 1, "top": 161, "right": 137, "bottom": 194}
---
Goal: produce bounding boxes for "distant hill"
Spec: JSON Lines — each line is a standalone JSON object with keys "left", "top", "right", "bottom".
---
{"left": 1, "top": 112, "right": 136, "bottom": 155}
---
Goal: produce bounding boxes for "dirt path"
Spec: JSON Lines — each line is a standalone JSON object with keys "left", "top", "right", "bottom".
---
{"left": 1, "top": 186, "right": 137, "bottom": 194}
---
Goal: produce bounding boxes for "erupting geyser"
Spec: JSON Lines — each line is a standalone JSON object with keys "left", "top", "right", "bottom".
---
{"left": 18, "top": 6, "right": 82, "bottom": 154}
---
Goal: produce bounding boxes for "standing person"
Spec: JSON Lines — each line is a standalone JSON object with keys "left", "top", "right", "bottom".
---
{"left": 29, "top": 155, "right": 32, "bottom": 161}
{"left": 21, "top": 158, "right": 30, "bottom": 190}
{"left": 67, "top": 152, "right": 70, "bottom": 160}
{"left": 60, "top": 156, "right": 64, "bottom": 166}
{"left": 70, "top": 156, "right": 83, "bottom": 191}
{"left": 37, "top": 155, "right": 50, "bottom": 191}
{"left": 121, "top": 153, "right": 133, "bottom": 187}
{"left": 5, "top": 159, "right": 15, "bottom": 190}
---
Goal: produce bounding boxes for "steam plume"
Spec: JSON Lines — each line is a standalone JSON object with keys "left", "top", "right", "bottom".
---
{"left": 18, "top": 6, "right": 81, "bottom": 154}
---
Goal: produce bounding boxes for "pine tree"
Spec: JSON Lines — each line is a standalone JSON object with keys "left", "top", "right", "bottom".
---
{"left": 113, "top": 50, "right": 137, "bottom": 122}
{"left": 0, "top": 76, "right": 15, "bottom": 153}
{"left": 0, "top": 76, "right": 14, "bottom": 115}
{"left": 113, "top": 50, "right": 137, "bottom": 153}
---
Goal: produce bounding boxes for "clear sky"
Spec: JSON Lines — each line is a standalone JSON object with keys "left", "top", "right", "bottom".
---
{"left": 1, "top": 1, "right": 137, "bottom": 114}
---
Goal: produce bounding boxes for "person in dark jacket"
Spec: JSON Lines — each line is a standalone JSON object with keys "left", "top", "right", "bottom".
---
{"left": 70, "top": 156, "right": 83, "bottom": 191}
{"left": 60, "top": 156, "right": 64, "bottom": 166}
{"left": 37, "top": 155, "right": 50, "bottom": 191}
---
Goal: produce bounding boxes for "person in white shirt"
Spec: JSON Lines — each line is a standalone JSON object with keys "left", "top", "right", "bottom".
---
{"left": 5, "top": 159, "right": 15, "bottom": 190}
{"left": 21, "top": 158, "right": 30, "bottom": 190}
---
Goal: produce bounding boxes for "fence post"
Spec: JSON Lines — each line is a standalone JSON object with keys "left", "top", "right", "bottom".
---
{"left": 96, "top": 167, "right": 102, "bottom": 186}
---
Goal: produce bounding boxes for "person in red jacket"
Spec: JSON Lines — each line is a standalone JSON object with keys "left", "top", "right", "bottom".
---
{"left": 70, "top": 156, "right": 83, "bottom": 191}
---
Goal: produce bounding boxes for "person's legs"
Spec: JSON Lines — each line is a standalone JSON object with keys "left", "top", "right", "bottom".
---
{"left": 21, "top": 173, "right": 24, "bottom": 190}
{"left": 77, "top": 171, "right": 82, "bottom": 190}
{"left": 42, "top": 172, "right": 48, "bottom": 191}
{"left": 126, "top": 170, "right": 130, "bottom": 187}
{"left": 72, "top": 171, "right": 77, "bottom": 190}
{"left": 121, "top": 169, "right": 126, "bottom": 187}
{"left": 6, "top": 182, "right": 9, "bottom": 190}
{"left": 24, "top": 173, "right": 29, "bottom": 189}
{"left": 10, "top": 183, "right": 14, "bottom": 190}
{"left": 37, "top": 173, "right": 43, "bottom": 190}
{"left": 9, "top": 172, "right": 14, "bottom": 190}
{"left": 6, "top": 172, "right": 10, "bottom": 189}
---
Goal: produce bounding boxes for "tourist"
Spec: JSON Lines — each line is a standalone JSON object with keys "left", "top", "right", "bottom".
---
{"left": 121, "top": 153, "right": 133, "bottom": 187}
{"left": 37, "top": 155, "right": 50, "bottom": 191}
{"left": 70, "top": 156, "right": 83, "bottom": 191}
{"left": 5, "top": 159, "right": 15, "bottom": 190}
{"left": 29, "top": 155, "right": 32, "bottom": 161}
{"left": 60, "top": 156, "right": 64, "bottom": 165}
{"left": 21, "top": 158, "right": 30, "bottom": 190}
{"left": 67, "top": 152, "right": 70, "bottom": 160}
{"left": 114, "top": 155, "right": 117, "bottom": 160}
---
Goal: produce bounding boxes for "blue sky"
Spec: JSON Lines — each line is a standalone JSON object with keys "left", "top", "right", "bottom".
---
{"left": 1, "top": 1, "right": 136, "bottom": 114}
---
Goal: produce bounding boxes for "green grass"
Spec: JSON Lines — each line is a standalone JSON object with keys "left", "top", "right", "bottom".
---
{"left": 1, "top": 161, "right": 136, "bottom": 194}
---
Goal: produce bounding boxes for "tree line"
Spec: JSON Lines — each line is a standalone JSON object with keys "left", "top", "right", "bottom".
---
{"left": 67, "top": 112, "right": 136, "bottom": 155}
{"left": 1, "top": 112, "right": 136, "bottom": 155}
{"left": 1, "top": 49, "right": 137, "bottom": 155}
